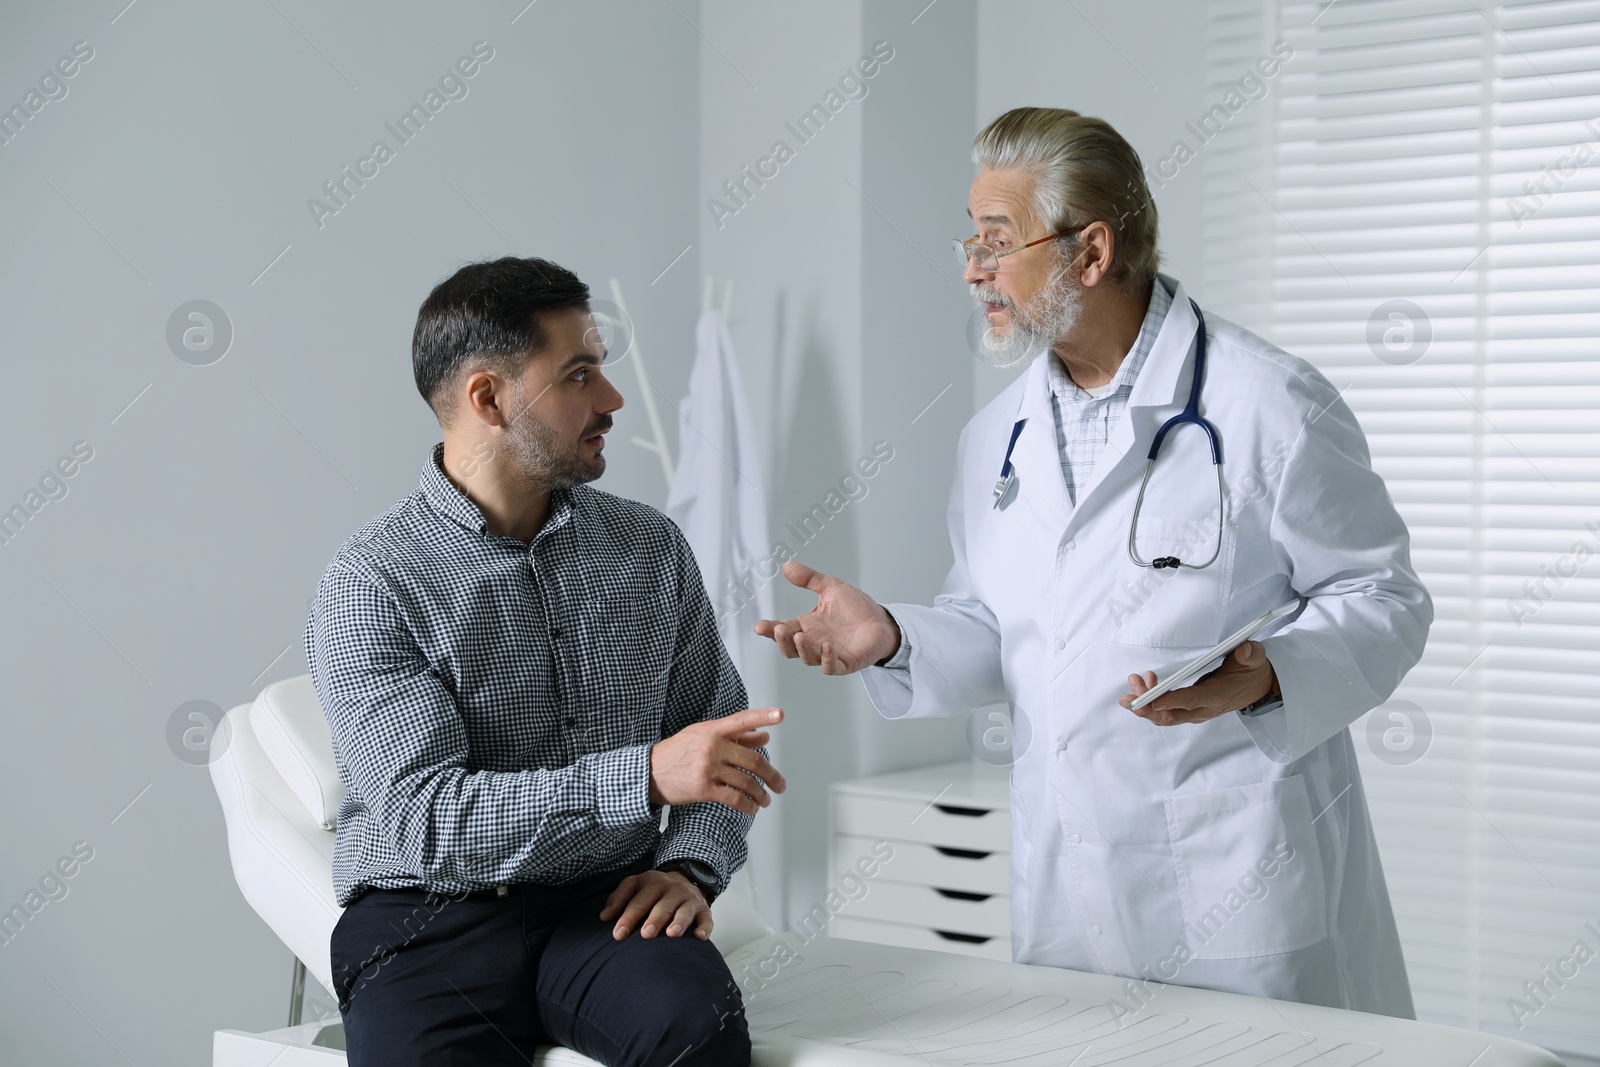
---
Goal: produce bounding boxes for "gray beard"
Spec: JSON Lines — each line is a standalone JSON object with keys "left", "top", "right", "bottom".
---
{"left": 972, "top": 260, "right": 1082, "bottom": 368}
{"left": 505, "top": 383, "right": 606, "bottom": 491}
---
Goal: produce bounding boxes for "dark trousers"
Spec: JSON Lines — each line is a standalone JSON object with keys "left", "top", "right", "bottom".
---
{"left": 330, "top": 858, "right": 750, "bottom": 1066}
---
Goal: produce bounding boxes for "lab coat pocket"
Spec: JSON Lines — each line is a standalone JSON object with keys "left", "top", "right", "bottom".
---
{"left": 1108, "top": 519, "right": 1237, "bottom": 648}
{"left": 1165, "top": 776, "right": 1328, "bottom": 960}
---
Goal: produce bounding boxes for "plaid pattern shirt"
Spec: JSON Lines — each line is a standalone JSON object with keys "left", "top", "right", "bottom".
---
{"left": 304, "top": 443, "right": 755, "bottom": 906}
{"left": 1046, "top": 276, "right": 1171, "bottom": 507}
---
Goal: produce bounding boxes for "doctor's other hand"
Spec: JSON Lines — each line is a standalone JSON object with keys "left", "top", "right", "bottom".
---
{"left": 648, "top": 707, "right": 786, "bottom": 815}
{"left": 754, "top": 560, "right": 901, "bottom": 676}
{"left": 1119, "top": 640, "right": 1278, "bottom": 727}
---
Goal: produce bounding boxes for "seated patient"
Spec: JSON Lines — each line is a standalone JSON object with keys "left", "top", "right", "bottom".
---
{"left": 304, "top": 256, "right": 785, "bottom": 1067}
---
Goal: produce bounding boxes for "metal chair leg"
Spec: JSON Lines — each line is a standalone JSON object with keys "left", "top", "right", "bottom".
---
{"left": 288, "top": 957, "right": 307, "bottom": 1027}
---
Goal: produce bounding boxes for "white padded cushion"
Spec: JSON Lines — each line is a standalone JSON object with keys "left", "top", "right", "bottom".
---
{"left": 729, "top": 934, "right": 1564, "bottom": 1066}
{"left": 249, "top": 675, "right": 345, "bottom": 831}
{"left": 211, "top": 703, "right": 341, "bottom": 999}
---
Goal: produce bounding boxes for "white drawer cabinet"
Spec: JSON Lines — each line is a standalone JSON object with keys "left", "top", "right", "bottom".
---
{"left": 828, "top": 760, "right": 1013, "bottom": 962}
{"left": 832, "top": 836, "right": 1009, "bottom": 896}
{"left": 831, "top": 916, "right": 1013, "bottom": 962}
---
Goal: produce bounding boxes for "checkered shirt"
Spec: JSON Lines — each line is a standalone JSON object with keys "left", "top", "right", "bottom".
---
{"left": 304, "top": 443, "right": 755, "bottom": 906}
{"left": 1046, "top": 276, "right": 1172, "bottom": 506}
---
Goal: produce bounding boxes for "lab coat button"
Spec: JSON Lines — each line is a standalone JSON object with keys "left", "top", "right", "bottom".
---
{"left": 1054, "top": 639, "right": 1066, "bottom": 651}
{"left": 1090, "top": 924, "right": 1101, "bottom": 936}
{"left": 1064, "top": 539, "right": 1076, "bottom": 550}
{"left": 1068, "top": 832, "right": 1081, "bottom": 844}
{"left": 1056, "top": 741, "right": 1067, "bottom": 753}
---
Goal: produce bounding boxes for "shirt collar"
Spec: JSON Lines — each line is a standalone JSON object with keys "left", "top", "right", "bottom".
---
{"left": 1046, "top": 276, "right": 1173, "bottom": 403}
{"left": 421, "top": 443, "right": 490, "bottom": 534}
{"left": 419, "top": 442, "right": 576, "bottom": 542}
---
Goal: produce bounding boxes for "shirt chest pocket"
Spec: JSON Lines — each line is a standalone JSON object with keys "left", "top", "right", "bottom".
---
{"left": 1107, "top": 518, "right": 1237, "bottom": 648}
{"left": 586, "top": 594, "right": 679, "bottom": 722}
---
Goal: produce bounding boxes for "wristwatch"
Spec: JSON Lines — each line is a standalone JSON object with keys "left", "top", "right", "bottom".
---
{"left": 1239, "top": 675, "right": 1284, "bottom": 717}
{"left": 873, "top": 609, "right": 910, "bottom": 669}
{"left": 658, "top": 858, "right": 720, "bottom": 904}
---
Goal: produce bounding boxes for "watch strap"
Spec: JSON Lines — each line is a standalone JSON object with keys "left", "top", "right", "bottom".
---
{"left": 658, "top": 859, "right": 719, "bottom": 904}
{"left": 1239, "top": 695, "right": 1280, "bottom": 717}
{"left": 1240, "top": 669, "right": 1283, "bottom": 717}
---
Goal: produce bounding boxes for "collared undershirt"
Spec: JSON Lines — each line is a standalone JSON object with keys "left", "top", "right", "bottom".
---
{"left": 1045, "top": 276, "right": 1171, "bottom": 508}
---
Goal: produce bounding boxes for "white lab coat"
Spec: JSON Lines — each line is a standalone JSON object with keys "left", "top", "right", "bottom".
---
{"left": 667, "top": 307, "right": 785, "bottom": 918}
{"left": 862, "top": 275, "right": 1430, "bottom": 1016}
{"left": 666, "top": 307, "right": 775, "bottom": 668}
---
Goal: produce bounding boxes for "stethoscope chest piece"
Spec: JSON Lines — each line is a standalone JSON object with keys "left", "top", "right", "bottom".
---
{"left": 993, "top": 471, "right": 1019, "bottom": 509}
{"left": 992, "top": 417, "right": 1029, "bottom": 511}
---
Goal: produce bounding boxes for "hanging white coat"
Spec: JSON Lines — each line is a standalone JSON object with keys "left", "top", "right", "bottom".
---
{"left": 861, "top": 274, "right": 1431, "bottom": 1017}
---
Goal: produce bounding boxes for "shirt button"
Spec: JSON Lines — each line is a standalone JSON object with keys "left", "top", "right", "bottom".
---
{"left": 1090, "top": 924, "right": 1101, "bottom": 936}
{"left": 551, "top": 628, "right": 562, "bottom": 639}
{"left": 1068, "top": 832, "right": 1081, "bottom": 844}
{"left": 1056, "top": 740, "right": 1067, "bottom": 753}
{"left": 1064, "top": 539, "right": 1076, "bottom": 550}
{"left": 1055, "top": 639, "right": 1066, "bottom": 651}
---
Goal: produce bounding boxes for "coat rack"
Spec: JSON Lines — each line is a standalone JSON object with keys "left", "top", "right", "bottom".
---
{"left": 607, "top": 277, "right": 675, "bottom": 486}
{"left": 607, "top": 274, "right": 737, "bottom": 489}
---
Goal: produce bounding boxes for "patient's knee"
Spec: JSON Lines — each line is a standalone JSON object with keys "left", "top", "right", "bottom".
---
{"left": 669, "top": 1020, "right": 749, "bottom": 1067}
{"left": 655, "top": 977, "right": 750, "bottom": 1067}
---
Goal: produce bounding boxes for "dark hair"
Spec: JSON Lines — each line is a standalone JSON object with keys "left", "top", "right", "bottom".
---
{"left": 411, "top": 256, "right": 590, "bottom": 421}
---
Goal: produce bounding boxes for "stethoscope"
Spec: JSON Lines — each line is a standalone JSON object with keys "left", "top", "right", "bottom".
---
{"left": 992, "top": 299, "right": 1224, "bottom": 572}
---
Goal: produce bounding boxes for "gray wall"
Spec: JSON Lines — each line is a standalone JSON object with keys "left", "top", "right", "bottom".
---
{"left": 0, "top": 3, "right": 702, "bottom": 1063}
{"left": 972, "top": 0, "right": 1209, "bottom": 409}
{"left": 0, "top": 1, "right": 1206, "bottom": 1062}
{"left": 697, "top": 0, "right": 980, "bottom": 932}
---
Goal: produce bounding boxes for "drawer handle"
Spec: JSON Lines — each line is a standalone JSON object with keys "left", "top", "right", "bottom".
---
{"left": 933, "top": 803, "right": 991, "bottom": 818}
{"left": 934, "top": 846, "right": 992, "bottom": 860}
{"left": 933, "top": 929, "right": 991, "bottom": 944}
{"left": 933, "top": 888, "right": 992, "bottom": 902}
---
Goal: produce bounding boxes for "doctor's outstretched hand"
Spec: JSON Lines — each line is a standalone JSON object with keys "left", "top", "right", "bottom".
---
{"left": 754, "top": 560, "right": 901, "bottom": 676}
{"left": 1119, "top": 640, "right": 1279, "bottom": 727}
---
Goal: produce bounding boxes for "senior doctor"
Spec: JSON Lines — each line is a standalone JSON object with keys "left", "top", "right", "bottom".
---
{"left": 756, "top": 107, "right": 1431, "bottom": 1016}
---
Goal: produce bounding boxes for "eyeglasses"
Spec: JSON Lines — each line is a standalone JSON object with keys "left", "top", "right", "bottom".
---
{"left": 953, "top": 223, "right": 1090, "bottom": 273}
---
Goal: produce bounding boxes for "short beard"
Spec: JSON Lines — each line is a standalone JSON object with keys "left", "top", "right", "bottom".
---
{"left": 971, "top": 253, "right": 1083, "bottom": 368}
{"left": 503, "top": 381, "right": 608, "bottom": 491}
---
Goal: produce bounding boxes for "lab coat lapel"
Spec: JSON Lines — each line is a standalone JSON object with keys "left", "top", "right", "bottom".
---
{"left": 1007, "top": 355, "right": 1073, "bottom": 534}
{"left": 1067, "top": 276, "right": 1200, "bottom": 522}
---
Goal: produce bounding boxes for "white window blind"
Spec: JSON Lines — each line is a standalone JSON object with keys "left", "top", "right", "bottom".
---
{"left": 1202, "top": 0, "right": 1600, "bottom": 1059}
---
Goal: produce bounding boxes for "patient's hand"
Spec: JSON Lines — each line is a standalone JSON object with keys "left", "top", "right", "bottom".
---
{"left": 754, "top": 560, "right": 900, "bottom": 676}
{"left": 600, "top": 869, "right": 712, "bottom": 941}
{"left": 649, "top": 707, "right": 786, "bottom": 815}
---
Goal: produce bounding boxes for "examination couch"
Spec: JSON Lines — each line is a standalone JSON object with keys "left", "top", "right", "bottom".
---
{"left": 208, "top": 675, "right": 1565, "bottom": 1066}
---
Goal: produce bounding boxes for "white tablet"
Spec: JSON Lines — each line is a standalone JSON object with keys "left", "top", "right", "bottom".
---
{"left": 1128, "top": 600, "right": 1302, "bottom": 711}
